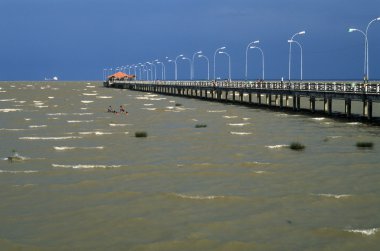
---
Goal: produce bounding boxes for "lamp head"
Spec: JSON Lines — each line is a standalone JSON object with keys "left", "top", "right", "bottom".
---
{"left": 218, "top": 51, "right": 225, "bottom": 54}
{"left": 179, "top": 54, "right": 184, "bottom": 57}
{"left": 348, "top": 28, "right": 356, "bottom": 32}
{"left": 197, "top": 51, "right": 202, "bottom": 54}
{"left": 254, "top": 40, "right": 260, "bottom": 44}
{"left": 377, "top": 17, "right": 380, "bottom": 21}
{"left": 288, "top": 40, "right": 294, "bottom": 43}
{"left": 220, "top": 46, "right": 226, "bottom": 50}
{"left": 298, "top": 31, "right": 306, "bottom": 35}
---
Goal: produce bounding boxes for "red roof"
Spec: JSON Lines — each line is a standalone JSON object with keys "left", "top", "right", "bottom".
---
{"left": 108, "top": 72, "right": 135, "bottom": 80}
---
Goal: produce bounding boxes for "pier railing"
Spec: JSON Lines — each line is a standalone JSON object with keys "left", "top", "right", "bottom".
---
{"left": 111, "top": 80, "right": 380, "bottom": 95}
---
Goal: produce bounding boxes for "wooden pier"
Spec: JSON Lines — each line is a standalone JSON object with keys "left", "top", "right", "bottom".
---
{"left": 104, "top": 80, "right": 380, "bottom": 122}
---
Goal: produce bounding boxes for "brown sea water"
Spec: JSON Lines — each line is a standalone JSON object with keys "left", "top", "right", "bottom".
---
{"left": 0, "top": 81, "right": 380, "bottom": 250}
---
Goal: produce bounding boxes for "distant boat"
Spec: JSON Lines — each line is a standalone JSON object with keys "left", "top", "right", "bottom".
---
{"left": 44, "top": 76, "right": 59, "bottom": 81}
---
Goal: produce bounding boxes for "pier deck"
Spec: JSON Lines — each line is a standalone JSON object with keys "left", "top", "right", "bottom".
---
{"left": 104, "top": 80, "right": 380, "bottom": 122}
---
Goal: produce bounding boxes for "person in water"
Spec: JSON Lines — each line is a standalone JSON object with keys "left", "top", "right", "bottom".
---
{"left": 107, "top": 106, "right": 114, "bottom": 113}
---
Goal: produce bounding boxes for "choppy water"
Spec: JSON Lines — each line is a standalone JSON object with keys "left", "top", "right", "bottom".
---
{"left": 1, "top": 81, "right": 380, "bottom": 250}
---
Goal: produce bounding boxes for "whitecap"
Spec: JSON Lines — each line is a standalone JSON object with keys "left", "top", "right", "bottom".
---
{"left": 20, "top": 136, "right": 82, "bottom": 140}
{"left": 96, "top": 96, "right": 112, "bottom": 99}
{"left": 223, "top": 116, "right": 238, "bottom": 119}
{"left": 312, "top": 117, "right": 326, "bottom": 121}
{"left": 347, "top": 122, "right": 361, "bottom": 125}
{"left": 207, "top": 110, "right": 227, "bottom": 113}
{"left": 317, "top": 193, "right": 351, "bottom": 199}
{"left": 78, "top": 131, "right": 112, "bottom": 135}
{"left": 24, "top": 118, "right": 31, "bottom": 121}
{"left": 52, "top": 164, "right": 122, "bottom": 169}
{"left": 0, "top": 109, "right": 22, "bottom": 112}
{"left": 48, "top": 97, "right": 54, "bottom": 99}
{"left": 82, "top": 93, "right": 97, "bottom": 96}
{"left": 81, "top": 100, "right": 94, "bottom": 104}
{"left": 142, "top": 108, "right": 157, "bottom": 111}
{"left": 29, "top": 125, "right": 47, "bottom": 128}
{"left": 144, "top": 104, "right": 154, "bottom": 106}
{"left": 67, "top": 120, "right": 94, "bottom": 123}
{"left": 346, "top": 228, "right": 379, "bottom": 236}
{"left": 228, "top": 123, "right": 250, "bottom": 126}
{"left": 230, "top": 132, "right": 252, "bottom": 135}
{"left": 174, "top": 193, "right": 225, "bottom": 200}
{"left": 0, "top": 98, "right": 16, "bottom": 101}
{"left": 266, "top": 144, "right": 289, "bottom": 149}
{"left": 0, "top": 128, "right": 26, "bottom": 131}
{"left": 109, "top": 124, "right": 129, "bottom": 127}
{"left": 47, "top": 113, "right": 68, "bottom": 116}
{"left": 54, "top": 146, "right": 104, "bottom": 151}
{"left": 0, "top": 170, "right": 38, "bottom": 174}
{"left": 242, "top": 118, "right": 251, "bottom": 121}
{"left": 72, "top": 113, "right": 94, "bottom": 116}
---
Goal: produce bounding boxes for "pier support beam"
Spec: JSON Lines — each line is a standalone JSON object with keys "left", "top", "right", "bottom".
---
{"left": 363, "top": 100, "right": 373, "bottom": 120}
{"left": 266, "top": 94, "right": 272, "bottom": 107}
{"left": 257, "top": 93, "right": 262, "bottom": 104}
{"left": 324, "top": 97, "right": 332, "bottom": 115}
{"left": 345, "top": 99, "right": 352, "bottom": 118}
{"left": 310, "top": 97, "right": 316, "bottom": 113}
{"left": 240, "top": 92, "right": 244, "bottom": 102}
{"left": 232, "top": 91, "right": 236, "bottom": 102}
{"left": 249, "top": 93, "right": 252, "bottom": 104}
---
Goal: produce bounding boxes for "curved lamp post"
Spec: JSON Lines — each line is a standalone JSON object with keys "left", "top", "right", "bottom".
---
{"left": 349, "top": 17, "right": 380, "bottom": 81}
{"left": 287, "top": 40, "right": 303, "bottom": 80}
{"left": 218, "top": 51, "right": 231, "bottom": 80}
{"left": 213, "top": 46, "right": 226, "bottom": 80}
{"left": 182, "top": 57, "right": 192, "bottom": 80}
{"left": 249, "top": 44, "right": 265, "bottom": 80}
{"left": 174, "top": 54, "right": 184, "bottom": 80}
{"left": 288, "top": 31, "right": 305, "bottom": 81}
{"left": 192, "top": 51, "right": 202, "bottom": 80}
{"left": 245, "top": 40, "right": 259, "bottom": 80}
{"left": 198, "top": 54, "right": 210, "bottom": 80}
{"left": 156, "top": 61, "right": 166, "bottom": 80}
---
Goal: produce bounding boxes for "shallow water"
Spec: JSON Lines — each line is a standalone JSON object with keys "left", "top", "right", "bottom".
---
{"left": 0, "top": 82, "right": 380, "bottom": 250}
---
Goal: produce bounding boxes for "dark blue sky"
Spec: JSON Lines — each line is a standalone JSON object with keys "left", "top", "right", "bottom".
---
{"left": 0, "top": 0, "right": 379, "bottom": 81}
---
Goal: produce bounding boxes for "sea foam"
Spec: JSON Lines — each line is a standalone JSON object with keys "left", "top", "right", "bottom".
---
{"left": 20, "top": 136, "right": 82, "bottom": 140}
{"left": 346, "top": 228, "right": 379, "bottom": 236}
{"left": 52, "top": 164, "right": 122, "bottom": 169}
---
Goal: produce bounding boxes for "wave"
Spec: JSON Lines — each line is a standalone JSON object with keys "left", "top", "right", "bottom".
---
{"left": 54, "top": 146, "right": 104, "bottom": 151}
{"left": 82, "top": 93, "right": 97, "bottom": 96}
{"left": 20, "top": 136, "right": 82, "bottom": 140}
{"left": 72, "top": 113, "right": 94, "bottom": 116}
{"left": 265, "top": 144, "right": 289, "bottom": 149}
{"left": 312, "top": 117, "right": 326, "bottom": 121}
{"left": 142, "top": 108, "right": 157, "bottom": 111}
{"left": 48, "top": 97, "right": 54, "bottom": 99}
{"left": 47, "top": 113, "right": 68, "bottom": 116}
{"left": 228, "top": 123, "right": 250, "bottom": 126}
{"left": 173, "top": 193, "right": 225, "bottom": 200}
{"left": 144, "top": 104, "right": 154, "bottom": 106}
{"left": 29, "top": 125, "right": 47, "bottom": 128}
{"left": 0, "top": 170, "right": 38, "bottom": 174}
{"left": 0, "top": 109, "right": 22, "bottom": 112}
{"left": 0, "top": 98, "right": 16, "bottom": 101}
{"left": 67, "top": 120, "right": 94, "bottom": 123}
{"left": 52, "top": 164, "right": 122, "bottom": 169}
{"left": 96, "top": 96, "right": 112, "bottom": 99}
{"left": 207, "top": 110, "right": 227, "bottom": 113}
{"left": 0, "top": 128, "right": 26, "bottom": 131}
{"left": 81, "top": 100, "right": 94, "bottom": 104}
{"left": 345, "top": 228, "right": 379, "bottom": 236}
{"left": 316, "top": 193, "right": 351, "bottom": 199}
{"left": 230, "top": 132, "right": 252, "bottom": 135}
{"left": 347, "top": 122, "right": 362, "bottom": 125}
{"left": 78, "top": 131, "right": 112, "bottom": 135}
{"left": 109, "top": 124, "right": 129, "bottom": 127}
{"left": 223, "top": 116, "right": 238, "bottom": 119}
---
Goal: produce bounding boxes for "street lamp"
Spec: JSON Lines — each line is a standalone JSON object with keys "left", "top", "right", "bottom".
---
{"left": 287, "top": 40, "right": 302, "bottom": 80}
{"left": 245, "top": 40, "right": 259, "bottom": 80}
{"left": 192, "top": 51, "right": 202, "bottom": 80}
{"left": 349, "top": 28, "right": 367, "bottom": 80}
{"left": 288, "top": 30, "right": 305, "bottom": 81}
{"left": 214, "top": 46, "right": 226, "bottom": 80}
{"left": 349, "top": 17, "right": 380, "bottom": 81}
{"left": 218, "top": 51, "right": 231, "bottom": 81}
{"left": 198, "top": 54, "right": 210, "bottom": 80}
{"left": 249, "top": 44, "right": 265, "bottom": 80}
{"left": 174, "top": 54, "right": 184, "bottom": 80}
{"left": 182, "top": 57, "right": 192, "bottom": 80}
{"left": 156, "top": 61, "right": 166, "bottom": 80}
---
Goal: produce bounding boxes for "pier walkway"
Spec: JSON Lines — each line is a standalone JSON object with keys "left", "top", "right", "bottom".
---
{"left": 104, "top": 80, "right": 380, "bottom": 122}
